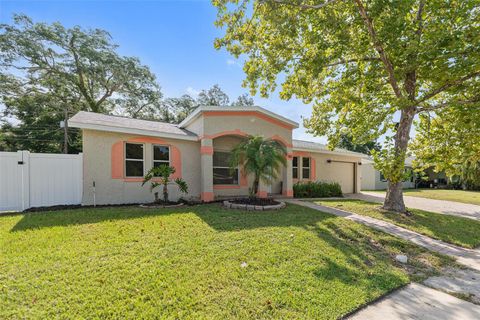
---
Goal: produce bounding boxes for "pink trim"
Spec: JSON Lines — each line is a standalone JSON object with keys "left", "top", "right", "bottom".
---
{"left": 270, "top": 134, "right": 293, "bottom": 148}
{"left": 200, "top": 129, "right": 249, "bottom": 140}
{"left": 311, "top": 157, "right": 316, "bottom": 180}
{"left": 203, "top": 111, "right": 295, "bottom": 130}
{"left": 213, "top": 185, "right": 241, "bottom": 190}
{"left": 201, "top": 192, "right": 215, "bottom": 202}
{"left": 292, "top": 151, "right": 315, "bottom": 181}
{"left": 111, "top": 141, "right": 124, "bottom": 179}
{"left": 113, "top": 136, "right": 182, "bottom": 180}
{"left": 257, "top": 190, "right": 268, "bottom": 198}
{"left": 282, "top": 190, "right": 294, "bottom": 197}
{"left": 200, "top": 146, "right": 214, "bottom": 155}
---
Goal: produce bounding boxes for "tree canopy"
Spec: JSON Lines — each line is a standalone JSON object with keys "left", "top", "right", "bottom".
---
{"left": 213, "top": 0, "right": 480, "bottom": 212}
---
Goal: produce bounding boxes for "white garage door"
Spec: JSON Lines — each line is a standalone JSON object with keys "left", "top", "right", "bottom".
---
{"left": 332, "top": 162, "right": 355, "bottom": 194}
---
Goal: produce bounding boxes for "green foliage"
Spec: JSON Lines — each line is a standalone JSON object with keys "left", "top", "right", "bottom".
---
{"left": 411, "top": 105, "right": 480, "bottom": 190}
{"left": 142, "top": 165, "right": 188, "bottom": 203}
{"left": 213, "top": 0, "right": 480, "bottom": 211}
{"left": 0, "top": 14, "right": 164, "bottom": 152}
{"left": 293, "top": 181, "right": 342, "bottom": 198}
{"left": 229, "top": 135, "right": 286, "bottom": 196}
{"left": 338, "top": 134, "right": 380, "bottom": 155}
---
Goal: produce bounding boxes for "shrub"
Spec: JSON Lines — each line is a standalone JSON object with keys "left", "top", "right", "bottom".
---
{"left": 293, "top": 181, "right": 343, "bottom": 198}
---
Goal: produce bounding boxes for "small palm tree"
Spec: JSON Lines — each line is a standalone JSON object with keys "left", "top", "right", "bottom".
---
{"left": 142, "top": 165, "right": 188, "bottom": 203}
{"left": 230, "top": 135, "right": 287, "bottom": 197}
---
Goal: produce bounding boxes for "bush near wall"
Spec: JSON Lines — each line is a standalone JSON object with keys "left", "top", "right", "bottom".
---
{"left": 293, "top": 181, "right": 343, "bottom": 198}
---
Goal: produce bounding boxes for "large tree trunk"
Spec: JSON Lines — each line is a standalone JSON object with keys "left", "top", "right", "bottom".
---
{"left": 383, "top": 106, "right": 416, "bottom": 213}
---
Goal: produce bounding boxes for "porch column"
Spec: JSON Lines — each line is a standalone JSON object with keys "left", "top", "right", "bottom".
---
{"left": 282, "top": 149, "right": 294, "bottom": 197}
{"left": 200, "top": 138, "right": 214, "bottom": 202}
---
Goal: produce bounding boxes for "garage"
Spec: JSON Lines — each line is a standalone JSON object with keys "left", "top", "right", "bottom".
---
{"left": 330, "top": 161, "right": 356, "bottom": 194}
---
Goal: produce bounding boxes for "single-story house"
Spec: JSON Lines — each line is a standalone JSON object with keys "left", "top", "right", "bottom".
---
{"left": 69, "top": 106, "right": 366, "bottom": 205}
{"left": 361, "top": 157, "right": 416, "bottom": 190}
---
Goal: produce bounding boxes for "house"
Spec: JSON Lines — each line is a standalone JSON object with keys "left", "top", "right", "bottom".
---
{"left": 69, "top": 106, "right": 366, "bottom": 205}
{"left": 361, "top": 157, "right": 416, "bottom": 190}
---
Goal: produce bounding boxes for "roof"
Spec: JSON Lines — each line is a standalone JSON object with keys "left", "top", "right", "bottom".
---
{"left": 69, "top": 111, "right": 198, "bottom": 141}
{"left": 178, "top": 105, "right": 299, "bottom": 129}
{"left": 292, "top": 139, "right": 368, "bottom": 158}
{"left": 363, "top": 156, "right": 415, "bottom": 166}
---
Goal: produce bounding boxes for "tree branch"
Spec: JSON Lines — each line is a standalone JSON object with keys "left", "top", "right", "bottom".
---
{"left": 416, "top": 71, "right": 480, "bottom": 105}
{"left": 353, "top": 0, "right": 403, "bottom": 99}
{"left": 419, "top": 94, "right": 480, "bottom": 112}
{"left": 325, "top": 57, "right": 380, "bottom": 67}
{"left": 261, "top": 0, "right": 341, "bottom": 10}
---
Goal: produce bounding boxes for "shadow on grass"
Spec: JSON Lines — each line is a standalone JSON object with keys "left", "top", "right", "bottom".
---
{"left": 9, "top": 205, "right": 186, "bottom": 232}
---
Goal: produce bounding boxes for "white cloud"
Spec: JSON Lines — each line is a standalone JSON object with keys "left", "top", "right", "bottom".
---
{"left": 226, "top": 59, "right": 238, "bottom": 66}
{"left": 185, "top": 86, "right": 200, "bottom": 97}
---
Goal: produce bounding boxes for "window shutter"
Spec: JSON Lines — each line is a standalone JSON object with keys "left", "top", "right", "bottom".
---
{"left": 111, "top": 141, "right": 124, "bottom": 179}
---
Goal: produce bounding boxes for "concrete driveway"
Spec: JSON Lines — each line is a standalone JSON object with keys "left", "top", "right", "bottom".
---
{"left": 348, "top": 191, "right": 480, "bottom": 221}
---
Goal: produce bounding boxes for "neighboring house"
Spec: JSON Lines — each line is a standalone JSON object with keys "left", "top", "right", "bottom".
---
{"left": 69, "top": 106, "right": 365, "bottom": 205}
{"left": 361, "top": 157, "right": 416, "bottom": 190}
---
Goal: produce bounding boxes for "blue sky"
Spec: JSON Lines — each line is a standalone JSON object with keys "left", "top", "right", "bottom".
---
{"left": 0, "top": 0, "right": 326, "bottom": 142}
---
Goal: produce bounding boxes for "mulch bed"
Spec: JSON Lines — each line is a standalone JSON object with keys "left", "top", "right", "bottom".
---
{"left": 228, "top": 198, "right": 281, "bottom": 206}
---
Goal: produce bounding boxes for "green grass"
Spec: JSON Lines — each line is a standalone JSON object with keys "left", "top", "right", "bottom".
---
{"left": 315, "top": 199, "right": 480, "bottom": 249}
{"left": 369, "top": 189, "right": 480, "bottom": 206}
{"left": 0, "top": 204, "right": 453, "bottom": 319}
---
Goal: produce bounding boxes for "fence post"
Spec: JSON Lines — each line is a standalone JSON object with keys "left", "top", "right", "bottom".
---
{"left": 17, "top": 150, "right": 30, "bottom": 211}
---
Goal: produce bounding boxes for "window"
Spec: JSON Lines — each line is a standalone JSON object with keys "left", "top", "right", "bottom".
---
{"left": 292, "top": 156, "right": 299, "bottom": 179}
{"left": 153, "top": 145, "right": 170, "bottom": 169}
{"left": 125, "top": 143, "right": 144, "bottom": 177}
{"left": 302, "top": 157, "right": 311, "bottom": 179}
{"left": 213, "top": 151, "right": 239, "bottom": 185}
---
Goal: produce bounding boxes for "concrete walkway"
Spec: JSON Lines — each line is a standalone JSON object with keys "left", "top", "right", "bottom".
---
{"left": 286, "top": 200, "right": 480, "bottom": 271}
{"left": 286, "top": 199, "right": 480, "bottom": 319}
{"left": 347, "top": 283, "right": 480, "bottom": 320}
{"left": 349, "top": 192, "right": 480, "bottom": 221}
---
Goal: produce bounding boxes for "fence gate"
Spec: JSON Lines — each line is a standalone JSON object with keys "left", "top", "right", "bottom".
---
{"left": 0, "top": 151, "right": 83, "bottom": 212}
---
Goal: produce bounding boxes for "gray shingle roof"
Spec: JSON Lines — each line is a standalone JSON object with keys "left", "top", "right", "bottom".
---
{"left": 292, "top": 139, "right": 368, "bottom": 158}
{"left": 69, "top": 111, "right": 198, "bottom": 139}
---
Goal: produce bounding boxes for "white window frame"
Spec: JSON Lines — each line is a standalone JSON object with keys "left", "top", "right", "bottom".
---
{"left": 292, "top": 156, "right": 299, "bottom": 179}
{"left": 302, "top": 157, "right": 311, "bottom": 180}
{"left": 124, "top": 142, "right": 145, "bottom": 178}
{"left": 213, "top": 150, "right": 240, "bottom": 185}
{"left": 152, "top": 144, "right": 170, "bottom": 168}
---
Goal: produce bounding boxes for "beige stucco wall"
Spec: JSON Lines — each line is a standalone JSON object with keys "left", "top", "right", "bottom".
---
{"left": 360, "top": 163, "right": 416, "bottom": 190}
{"left": 309, "top": 152, "right": 362, "bottom": 194}
{"left": 82, "top": 129, "right": 201, "bottom": 205}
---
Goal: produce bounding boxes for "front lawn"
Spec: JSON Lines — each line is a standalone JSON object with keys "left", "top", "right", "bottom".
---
{"left": 0, "top": 204, "right": 453, "bottom": 319}
{"left": 315, "top": 199, "right": 480, "bottom": 249}
{"left": 370, "top": 189, "right": 480, "bottom": 206}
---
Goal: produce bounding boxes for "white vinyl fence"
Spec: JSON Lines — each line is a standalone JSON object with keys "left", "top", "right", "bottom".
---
{"left": 0, "top": 151, "right": 82, "bottom": 211}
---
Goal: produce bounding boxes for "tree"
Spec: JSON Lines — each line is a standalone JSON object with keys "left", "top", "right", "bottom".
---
{"left": 411, "top": 104, "right": 480, "bottom": 190}
{"left": 229, "top": 135, "right": 286, "bottom": 197}
{"left": 338, "top": 134, "right": 380, "bottom": 155}
{"left": 213, "top": 0, "right": 480, "bottom": 213}
{"left": 197, "top": 84, "right": 230, "bottom": 106}
{"left": 0, "top": 14, "right": 165, "bottom": 153}
{"left": 232, "top": 93, "right": 255, "bottom": 107}
{"left": 163, "top": 94, "right": 198, "bottom": 123}
{"left": 142, "top": 166, "right": 188, "bottom": 204}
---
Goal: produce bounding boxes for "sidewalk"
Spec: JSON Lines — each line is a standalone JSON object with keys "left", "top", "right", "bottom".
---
{"left": 286, "top": 199, "right": 480, "bottom": 271}
{"left": 348, "top": 192, "right": 480, "bottom": 221}
{"left": 285, "top": 199, "right": 480, "bottom": 319}
{"left": 347, "top": 283, "right": 480, "bottom": 320}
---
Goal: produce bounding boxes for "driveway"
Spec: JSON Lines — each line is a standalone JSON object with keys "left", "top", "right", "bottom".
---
{"left": 349, "top": 191, "right": 480, "bottom": 221}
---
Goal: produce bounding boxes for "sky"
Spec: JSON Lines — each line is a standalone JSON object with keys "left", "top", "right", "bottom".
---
{"left": 0, "top": 0, "right": 327, "bottom": 143}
